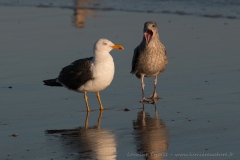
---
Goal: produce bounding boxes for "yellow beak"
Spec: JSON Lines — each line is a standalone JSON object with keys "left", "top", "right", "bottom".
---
{"left": 111, "top": 44, "right": 124, "bottom": 50}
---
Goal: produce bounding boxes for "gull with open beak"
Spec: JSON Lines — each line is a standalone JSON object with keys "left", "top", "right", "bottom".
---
{"left": 131, "top": 21, "right": 168, "bottom": 102}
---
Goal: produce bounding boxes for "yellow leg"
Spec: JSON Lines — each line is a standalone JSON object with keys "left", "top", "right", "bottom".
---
{"left": 96, "top": 91, "right": 104, "bottom": 110}
{"left": 84, "top": 92, "right": 90, "bottom": 112}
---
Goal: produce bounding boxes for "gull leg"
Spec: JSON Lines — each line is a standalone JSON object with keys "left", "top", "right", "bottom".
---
{"left": 84, "top": 92, "right": 90, "bottom": 112}
{"left": 140, "top": 75, "right": 150, "bottom": 103}
{"left": 148, "top": 76, "right": 160, "bottom": 100}
{"left": 141, "top": 75, "right": 145, "bottom": 99}
{"left": 96, "top": 91, "right": 104, "bottom": 110}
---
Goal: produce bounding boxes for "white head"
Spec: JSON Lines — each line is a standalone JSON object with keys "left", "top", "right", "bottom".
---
{"left": 94, "top": 38, "right": 124, "bottom": 54}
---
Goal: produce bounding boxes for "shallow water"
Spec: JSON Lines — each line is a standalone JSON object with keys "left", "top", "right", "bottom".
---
{"left": 0, "top": 6, "right": 240, "bottom": 160}
{"left": 0, "top": 0, "right": 240, "bottom": 19}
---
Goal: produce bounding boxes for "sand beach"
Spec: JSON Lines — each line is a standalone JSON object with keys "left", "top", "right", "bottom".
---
{"left": 0, "top": 4, "right": 240, "bottom": 160}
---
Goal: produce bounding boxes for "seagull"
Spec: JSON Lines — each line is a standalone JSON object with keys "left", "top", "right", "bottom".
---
{"left": 131, "top": 21, "right": 168, "bottom": 103}
{"left": 43, "top": 38, "right": 124, "bottom": 112}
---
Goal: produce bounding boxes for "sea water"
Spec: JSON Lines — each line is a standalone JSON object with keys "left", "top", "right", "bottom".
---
{"left": 0, "top": 0, "right": 239, "bottom": 19}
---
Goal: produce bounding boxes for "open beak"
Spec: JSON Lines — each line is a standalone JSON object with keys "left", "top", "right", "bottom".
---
{"left": 144, "top": 29, "right": 153, "bottom": 43}
{"left": 111, "top": 44, "right": 124, "bottom": 50}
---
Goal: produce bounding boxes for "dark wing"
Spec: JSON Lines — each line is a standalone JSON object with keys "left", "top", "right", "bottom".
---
{"left": 131, "top": 46, "right": 141, "bottom": 74}
{"left": 43, "top": 78, "right": 62, "bottom": 87}
{"left": 58, "top": 57, "right": 93, "bottom": 90}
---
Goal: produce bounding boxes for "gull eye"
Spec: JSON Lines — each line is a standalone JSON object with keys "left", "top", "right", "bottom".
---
{"left": 152, "top": 24, "right": 155, "bottom": 27}
{"left": 103, "top": 42, "right": 107, "bottom": 45}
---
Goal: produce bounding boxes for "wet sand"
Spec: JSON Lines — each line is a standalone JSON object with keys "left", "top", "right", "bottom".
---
{"left": 0, "top": 6, "right": 240, "bottom": 160}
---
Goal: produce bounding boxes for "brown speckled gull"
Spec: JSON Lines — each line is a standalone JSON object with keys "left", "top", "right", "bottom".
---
{"left": 131, "top": 21, "right": 168, "bottom": 103}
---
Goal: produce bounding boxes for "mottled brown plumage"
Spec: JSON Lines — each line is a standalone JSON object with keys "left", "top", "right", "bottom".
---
{"left": 131, "top": 21, "right": 168, "bottom": 102}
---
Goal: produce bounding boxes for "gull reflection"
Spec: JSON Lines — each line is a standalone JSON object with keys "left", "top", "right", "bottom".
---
{"left": 133, "top": 102, "right": 169, "bottom": 160}
{"left": 72, "top": 0, "right": 97, "bottom": 28}
{"left": 46, "top": 111, "right": 116, "bottom": 160}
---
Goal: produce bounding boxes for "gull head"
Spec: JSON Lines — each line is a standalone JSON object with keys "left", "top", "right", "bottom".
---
{"left": 94, "top": 38, "right": 124, "bottom": 53}
{"left": 143, "top": 21, "right": 159, "bottom": 44}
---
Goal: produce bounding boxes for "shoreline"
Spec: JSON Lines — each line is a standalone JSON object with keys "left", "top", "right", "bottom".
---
{"left": 1, "top": 0, "right": 240, "bottom": 20}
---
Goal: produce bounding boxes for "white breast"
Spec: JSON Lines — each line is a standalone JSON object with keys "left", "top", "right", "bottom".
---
{"left": 77, "top": 55, "right": 114, "bottom": 92}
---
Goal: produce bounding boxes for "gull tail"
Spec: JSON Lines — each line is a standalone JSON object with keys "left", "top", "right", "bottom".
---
{"left": 43, "top": 78, "right": 62, "bottom": 87}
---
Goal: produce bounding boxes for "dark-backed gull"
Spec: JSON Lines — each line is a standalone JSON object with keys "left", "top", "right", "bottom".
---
{"left": 43, "top": 38, "right": 124, "bottom": 111}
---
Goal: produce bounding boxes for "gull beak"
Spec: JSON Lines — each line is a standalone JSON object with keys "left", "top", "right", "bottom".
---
{"left": 111, "top": 44, "right": 124, "bottom": 50}
{"left": 144, "top": 29, "right": 153, "bottom": 44}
